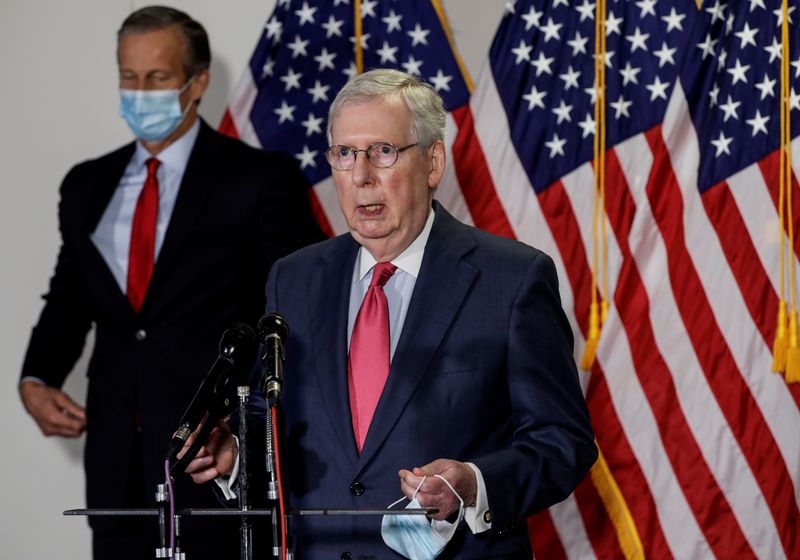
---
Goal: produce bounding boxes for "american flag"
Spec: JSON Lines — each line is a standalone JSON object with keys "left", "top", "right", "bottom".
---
{"left": 222, "top": 0, "right": 800, "bottom": 557}
{"left": 464, "top": 0, "right": 800, "bottom": 558}
{"left": 218, "top": 0, "right": 471, "bottom": 237}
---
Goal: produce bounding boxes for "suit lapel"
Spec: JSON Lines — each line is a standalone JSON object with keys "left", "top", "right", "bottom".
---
{"left": 357, "top": 205, "right": 478, "bottom": 469}
{"left": 310, "top": 236, "right": 361, "bottom": 465}
{"left": 146, "top": 121, "right": 219, "bottom": 308}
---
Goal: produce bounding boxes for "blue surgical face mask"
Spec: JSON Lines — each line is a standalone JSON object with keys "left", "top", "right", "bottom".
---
{"left": 381, "top": 475, "right": 465, "bottom": 560}
{"left": 119, "top": 77, "right": 194, "bottom": 141}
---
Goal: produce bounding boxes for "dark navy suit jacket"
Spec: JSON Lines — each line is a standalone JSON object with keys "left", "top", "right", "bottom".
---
{"left": 266, "top": 202, "right": 597, "bottom": 559}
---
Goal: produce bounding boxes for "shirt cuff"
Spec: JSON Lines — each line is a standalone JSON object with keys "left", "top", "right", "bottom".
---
{"left": 464, "top": 462, "right": 492, "bottom": 534}
{"left": 213, "top": 437, "right": 240, "bottom": 501}
{"left": 20, "top": 376, "right": 46, "bottom": 386}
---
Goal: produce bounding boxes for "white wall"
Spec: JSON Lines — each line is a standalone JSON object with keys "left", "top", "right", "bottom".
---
{"left": 0, "top": 1, "right": 506, "bottom": 557}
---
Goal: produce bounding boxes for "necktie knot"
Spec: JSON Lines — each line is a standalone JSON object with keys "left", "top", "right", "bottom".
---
{"left": 371, "top": 262, "right": 397, "bottom": 288}
{"left": 146, "top": 157, "right": 161, "bottom": 177}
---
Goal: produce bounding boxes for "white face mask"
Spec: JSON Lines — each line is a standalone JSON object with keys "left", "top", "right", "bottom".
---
{"left": 381, "top": 475, "right": 465, "bottom": 560}
{"left": 118, "top": 77, "right": 194, "bottom": 141}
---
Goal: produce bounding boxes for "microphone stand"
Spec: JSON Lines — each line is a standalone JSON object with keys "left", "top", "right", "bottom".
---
{"left": 237, "top": 386, "right": 253, "bottom": 560}
{"left": 265, "top": 405, "right": 281, "bottom": 559}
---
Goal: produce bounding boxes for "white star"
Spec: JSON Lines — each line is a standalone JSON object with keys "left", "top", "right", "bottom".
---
{"left": 626, "top": 27, "right": 650, "bottom": 53}
{"left": 793, "top": 58, "right": 800, "bottom": 79}
{"left": 280, "top": 68, "right": 303, "bottom": 91}
{"left": 407, "top": 24, "right": 430, "bottom": 46}
{"left": 593, "top": 50, "right": 615, "bottom": 68}
{"left": 646, "top": 76, "right": 670, "bottom": 101}
{"left": 376, "top": 41, "right": 398, "bottom": 64}
{"left": 294, "top": 1, "right": 317, "bottom": 25}
{"left": 511, "top": 40, "right": 533, "bottom": 64}
{"left": 360, "top": 0, "right": 378, "bottom": 18}
{"left": 619, "top": 62, "right": 641, "bottom": 86}
{"left": 697, "top": 34, "right": 718, "bottom": 59}
{"left": 287, "top": 35, "right": 310, "bottom": 58}
{"left": 295, "top": 145, "right": 318, "bottom": 169}
{"left": 706, "top": 0, "right": 726, "bottom": 24}
{"left": 575, "top": 0, "right": 595, "bottom": 22}
{"left": 727, "top": 59, "right": 751, "bottom": 85}
{"left": 553, "top": 0, "right": 569, "bottom": 7}
{"left": 274, "top": 100, "right": 296, "bottom": 123}
{"left": 654, "top": 42, "right": 676, "bottom": 67}
{"left": 774, "top": 5, "right": 796, "bottom": 25}
{"left": 382, "top": 9, "right": 402, "bottom": 32}
{"left": 578, "top": 113, "right": 596, "bottom": 138}
{"left": 278, "top": 0, "right": 290, "bottom": 7}
{"left": 307, "top": 80, "right": 330, "bottom": 103}
{"left": 552, "top": 100, "right": 573, "bottom": 124}
{"left": 754, "top": 74, "right": 775, "bottom": 100}
{"left": 764, "top": 38, "right": 782, "bottom": 63}
{"left": 334, "top": 0, "right": 349, "bottom": 5}
{"left": 545, "top": 133, "right": 567, "bottom": 158}
{"left": 322, "top": 15, "right": 344, "bottom": 38}
{"left": 710, "top": 131, "right": 733, "bottom": 157}
{"left": 746, "top": 109, "right": 770, "bottom": 136}
{"left": 402, "top": 55, "right": 423, "bottom": 76}
{"left": 709, "top": 84, "right": 720, "bottom": 107}
{"left": 605, "top": 12, "right": 623, "bottom": 35}
{"left": 540, "top": 17, "right": 562, "bottom": 42}
{"left": 522, "top": 85, "right": 547, "bottom": 110}
{"left": 734, "top": 23, "right": 759, "bottom": 49}
{"left": 314, "top": 48, "right": 337, "bottom": 71}
{"left": 350, "top": 33, "right": 371, "bottom": 50}
{"left": 585, "top": 84, "right": 598, "bottom": 104}
{"left": 635, "top": 0, "right": 657, "bottom": 18}
{"left": 716, "top": 48, "right": 728, "bottom": 71}
{"left": 264, "top": 16, "right": 283, "bottom": 43}
{"left": 262, "top": 58, "right": 275, "bottom": 78}
{"left": 661, "top": 8, "right": 686, "bottom": 32}
{"left": 521, "top": 6, "right": 543, "bottom": 30}
{"left": 429, "top": 69, "right": 453, "bottom": 92}
{"left": 791, "top": 88, "right": 800, "bottom": 111}
{"left": 567, "top": 31, "right": 589, "bottom": 56}
{"left": 610, "top": 95, "right": 632, "bottom": 118}
{"left": 343, "top": 62, "right": 357, "bottom": 79}
{"left": 719, "top": 95, "right": 741, "bottom": 122}
{"left": 531, "top": 51, "right": 554, "bottom": 76}
{"left": 749, "top": 0, "right": 766, "bottom": 10}
{"left": 301, "top": 113, "right": 324, "bottom": 137}
{"left": 725, "top": 12, "right": 735, "bottom": 34}
{"left": 559, "top": 64, "right": 581, "bottom": 90}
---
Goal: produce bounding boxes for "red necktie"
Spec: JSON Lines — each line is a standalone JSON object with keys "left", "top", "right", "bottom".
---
{"left": 127, "top": 158, "right": 160, "bottom": 312}
{"left": 348, "top": 262, "right": 397, "bottom": 452}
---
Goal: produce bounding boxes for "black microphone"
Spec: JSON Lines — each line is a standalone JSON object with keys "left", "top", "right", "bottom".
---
{"left": 165, "top": 323, "right": 257, "bottom": 465}
{"left": 257, "top": 312, "right": 289, "bottom": 406}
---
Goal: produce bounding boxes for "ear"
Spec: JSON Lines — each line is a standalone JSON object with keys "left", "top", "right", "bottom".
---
{"left": 427, "top": 140, "right": 446, "bottom": 190}
{"left": 189, "top": 69, "right": 210, "bottom": 102}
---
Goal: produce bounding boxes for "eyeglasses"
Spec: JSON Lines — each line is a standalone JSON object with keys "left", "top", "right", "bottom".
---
{"left": 324, "top": 142, "right": 418, "bottom": 171}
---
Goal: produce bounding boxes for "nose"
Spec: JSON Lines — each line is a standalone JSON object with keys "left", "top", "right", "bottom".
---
{"left": 350, "top": 150, "right": 373, "bottom": 187}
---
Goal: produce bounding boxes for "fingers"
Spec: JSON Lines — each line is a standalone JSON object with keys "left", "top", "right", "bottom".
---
{"left": 179, "top": 422, "right": 237, "bottom": 483}
{"left": 19, "top": 382, "right": 86, "bottom": 437}
{"left": 397, "top": 459, "right": 477, "bottom": 521}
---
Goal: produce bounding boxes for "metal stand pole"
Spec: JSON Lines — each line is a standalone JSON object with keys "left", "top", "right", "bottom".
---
{"left": 237, "top": 386, "right": 253, "bottom": 560}
{"left": 265, "top": 408, "right": 280, "bottom": 559}
{"left": 155, "top": 483, "right": 171, "bottom": 558}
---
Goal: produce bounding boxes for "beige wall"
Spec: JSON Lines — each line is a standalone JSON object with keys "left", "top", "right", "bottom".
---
{"left": 0, "top": 1, "right": 506, "bottom": 557}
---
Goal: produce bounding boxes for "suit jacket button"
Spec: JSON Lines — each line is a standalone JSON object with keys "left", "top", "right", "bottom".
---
{"left": 135, "top": 329, "right": 147, "bottom": 341}
{"left": 340, "top": 552, "right": 352, "bottom": 560}
{"left": 349, "top": 481, "right": 365, "bottom": 496}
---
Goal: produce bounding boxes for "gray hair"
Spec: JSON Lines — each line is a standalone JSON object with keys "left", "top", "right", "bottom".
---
{"left": 117, "top": 6, "right": 210, "bottom": 79}
{"left": 327, "top": 68, "right": 446, "bottom": 147}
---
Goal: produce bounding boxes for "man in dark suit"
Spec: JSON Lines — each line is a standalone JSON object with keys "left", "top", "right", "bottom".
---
{"left": 186, "top": 68, "right": 596, "bottom": 558}
{"left": 18, "top": 6, "right": 323, "bottom": 559}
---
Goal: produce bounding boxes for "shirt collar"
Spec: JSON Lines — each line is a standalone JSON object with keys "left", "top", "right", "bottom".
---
{"left": 357, "top": 206, "right": 436, "bottom": 282}
{"left": 131, "top": 119, "right": 200, "bottom": 172}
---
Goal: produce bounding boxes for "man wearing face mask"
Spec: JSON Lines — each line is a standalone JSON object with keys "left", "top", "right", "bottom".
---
{"left": 17, "top": 6, "right": 324, "bottom": 559}
{"left": 185, "top": 69, "right": 597, "bottom": 559}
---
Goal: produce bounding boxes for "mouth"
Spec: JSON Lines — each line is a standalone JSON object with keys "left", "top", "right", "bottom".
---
{"left": 357, "top": 203, "right": 385, "bottom": 216}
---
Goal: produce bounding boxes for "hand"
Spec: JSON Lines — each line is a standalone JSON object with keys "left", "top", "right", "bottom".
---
{"left": 181, "top": 421, "right": 237, "bottom": 484}
{"left": 399, "top": 459, "right": 477, "bottom": 521}
{"left": 19, "top": 380, "right": 86, "bottom": 437}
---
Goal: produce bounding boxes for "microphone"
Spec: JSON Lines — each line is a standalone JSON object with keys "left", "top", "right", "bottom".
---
{"left": 257, "top": 312, "right": 289, "bottom": 406}
{"left": 165, "top": 323, "right": 257, "bottom": 466}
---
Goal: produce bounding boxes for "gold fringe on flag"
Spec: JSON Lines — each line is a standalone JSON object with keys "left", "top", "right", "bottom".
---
{"left": 778, "top": 0, "right": 799, "bottom": 383}
{"left": 581, "top": 0, "right": 607, "bottom": 369}
{"left": 354, "top": 0, "right": 364, "bottom": 74}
